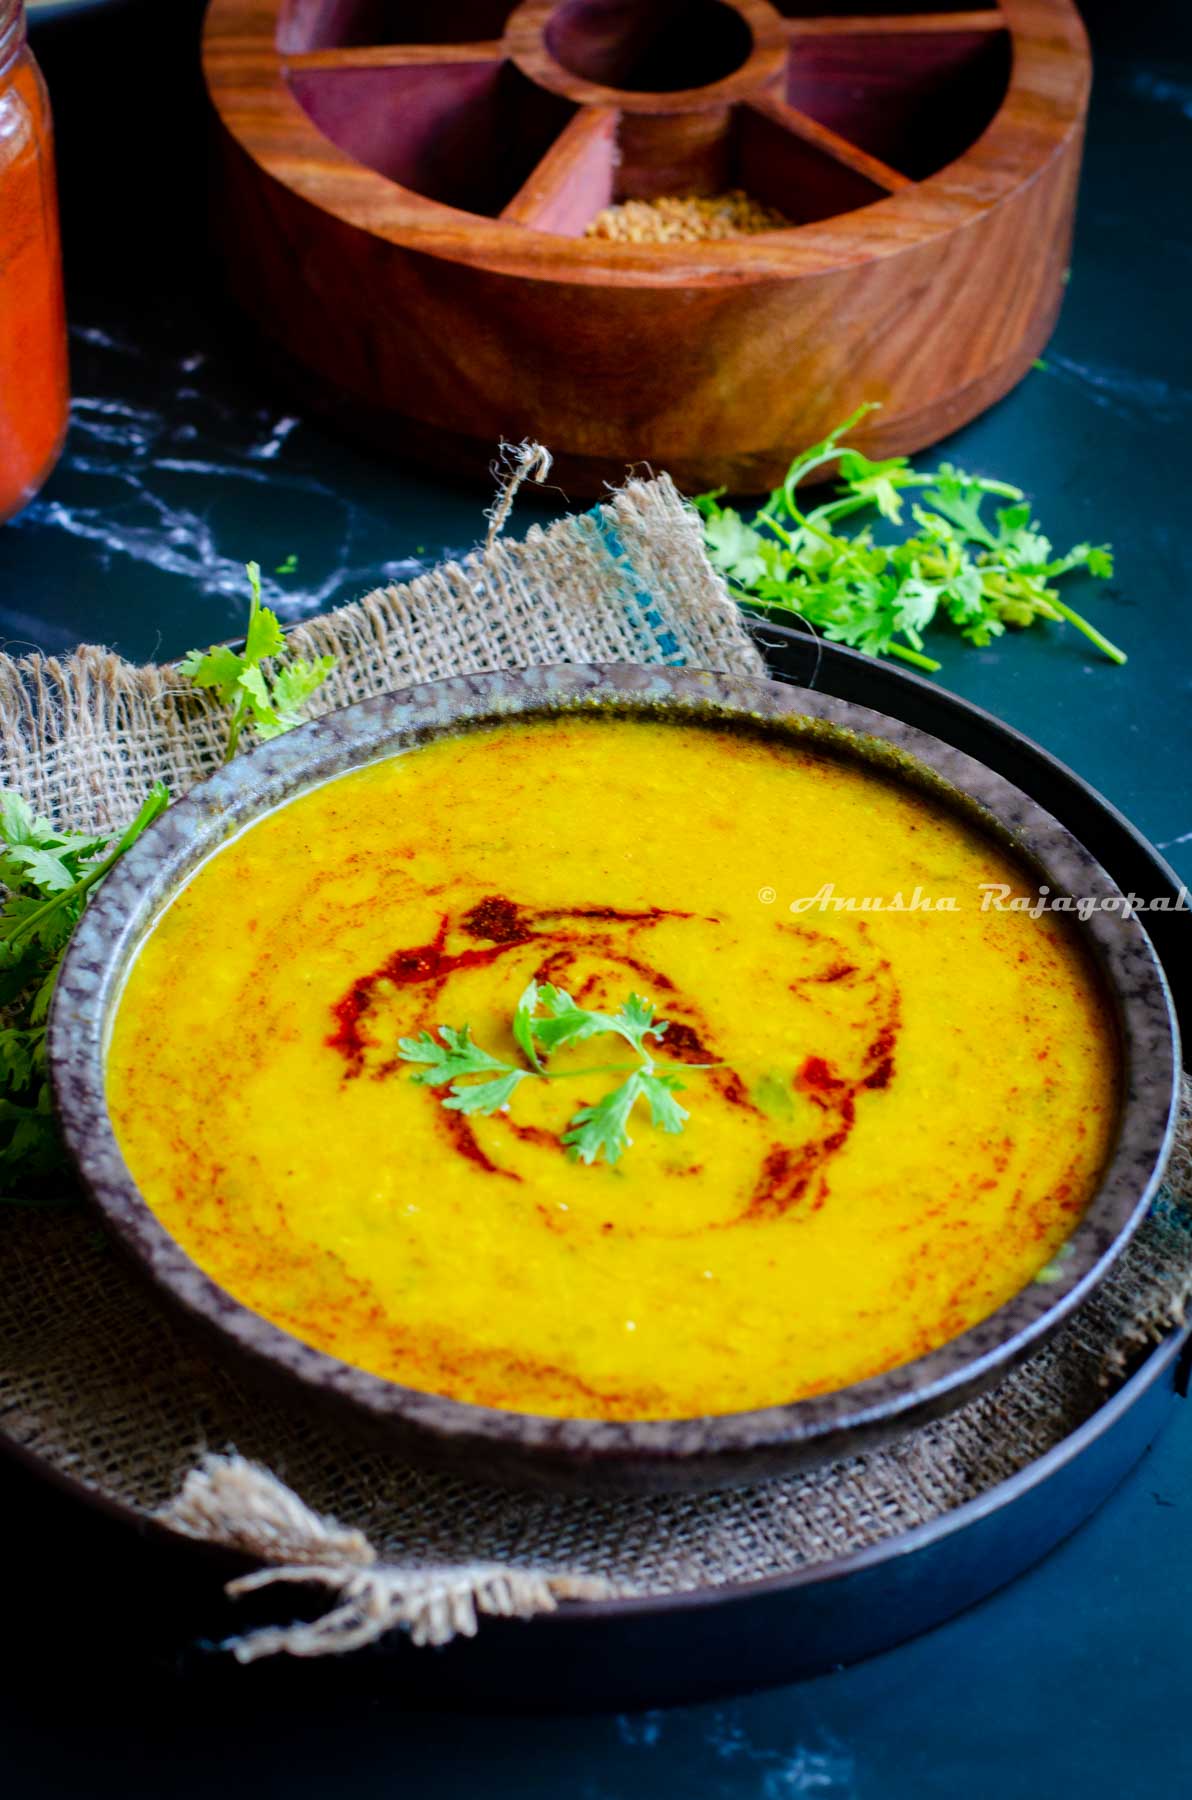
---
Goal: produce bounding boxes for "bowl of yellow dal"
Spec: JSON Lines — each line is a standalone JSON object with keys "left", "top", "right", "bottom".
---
{"left": 49, "top": 665, "right": 1179, "bottom": 1492}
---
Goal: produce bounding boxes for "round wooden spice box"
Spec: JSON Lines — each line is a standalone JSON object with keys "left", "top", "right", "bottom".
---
{"left": 203, "top": 1, "right": 1091, "bottom": 493}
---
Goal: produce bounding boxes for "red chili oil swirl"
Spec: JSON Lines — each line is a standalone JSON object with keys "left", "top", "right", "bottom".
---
{"left": 326, "top": 895, "right": 902, "bottom": 1225}
{"left": 744, "top": 955, "right": 902, "bottom": 1223}
{"left": 326, "top": 897, "right": 692, "bottom": 1078}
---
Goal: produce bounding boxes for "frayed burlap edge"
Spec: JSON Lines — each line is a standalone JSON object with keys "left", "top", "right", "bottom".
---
{"left": 0, "top": 460, "right": 763, "bottom": 834}
{"left": 160, "top": 1455, "right": 611, "bottom": 1659}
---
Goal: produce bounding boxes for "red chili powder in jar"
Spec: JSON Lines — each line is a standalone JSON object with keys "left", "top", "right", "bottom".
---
{"left": 0, "top": 0, "right": 68, "bottom": 523}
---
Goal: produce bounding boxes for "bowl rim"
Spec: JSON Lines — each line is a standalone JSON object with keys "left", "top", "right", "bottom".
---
{"left": 48, "top": 663, "right": 1181, "bottom": 1488}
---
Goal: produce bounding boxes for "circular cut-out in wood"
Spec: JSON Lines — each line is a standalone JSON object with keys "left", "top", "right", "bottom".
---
{"left": 203, "top": 1, "right": 1090, "bottom": 494}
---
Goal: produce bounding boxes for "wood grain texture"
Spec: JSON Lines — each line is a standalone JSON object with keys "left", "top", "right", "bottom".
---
{"left": 203, "top": 0, "right": 1091, "bottom": 494}
{"left": 282, "top": 42, "right": 506, "bottom": 71}
{"left": 785, "top": 12, "right": 1007, "bottom": 37}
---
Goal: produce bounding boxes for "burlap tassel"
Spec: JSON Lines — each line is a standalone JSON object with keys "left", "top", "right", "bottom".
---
{"left": 157, "top": 1454, "right": 613, "bottom": 1661}
{"left": 484, "top": 440, "right": 555, "bottom": 549}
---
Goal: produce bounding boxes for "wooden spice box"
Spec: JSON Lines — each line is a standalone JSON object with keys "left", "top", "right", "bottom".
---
{"left": 203, "top": 1, "right": 1090, "bottom": 494}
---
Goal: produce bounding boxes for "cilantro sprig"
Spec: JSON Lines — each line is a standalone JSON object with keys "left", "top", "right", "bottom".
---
{"left": 697, "top": 404, "right": 1124, "bottom": 673}
{"left": 0, "top": 783, "right": 169, "bottom": 1196}
{"left": 3, "top": 554, "right": 338, "bottom": 1200}
{"left": 400, "top": 1023, "right": 532, "bottom": 1117}
{"left": 399, "top": 981, "right": 713, "bottom": 1166}
{"left": 179, "top": 561, "right": 336, "bottom": 761}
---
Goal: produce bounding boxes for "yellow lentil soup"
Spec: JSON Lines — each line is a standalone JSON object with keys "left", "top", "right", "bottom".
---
{"left": 106, "top": 717, "right": 1117, "bottom": 1421}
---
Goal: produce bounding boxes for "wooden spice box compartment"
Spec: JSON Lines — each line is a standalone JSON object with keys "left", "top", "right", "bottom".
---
{"left": 204, "top": 1, "right": 1090, "bottom": 493}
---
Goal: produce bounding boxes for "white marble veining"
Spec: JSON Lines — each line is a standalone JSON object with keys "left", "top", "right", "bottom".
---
{"left": 5, "top": 322, "right": 442, "bottom": 645}
{"left": 1039, "top": 354, "right": 1192, "bottom": 424}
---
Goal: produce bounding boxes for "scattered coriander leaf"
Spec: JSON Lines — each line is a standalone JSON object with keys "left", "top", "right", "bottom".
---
{"left": 0, "top": 1027, "right": 38, "bottom": 1088}
{"left": 176, "top": 641, "right": 246, "bottom": 707}
{"left": 399, "top": 1024, "right": 532, "bottom": 1117}
{"left": 698, "top": 410, "right": 1124, "bottom": 670}
{"left": 834, "top": 448, "right": 923, "bottom": 525}
{"left": 0, "top": 792, "right": 54, "bottom": 848}
{"left": 1, "top": 844, "right": 83, "bottom": 894}
{"left": 180, "top": 561, "right": 336, "bottom": 761}
{"left": 0, "top": 781, "right": 170, "bottom": 1201}
{"left": 263, "top": 657, "right": 338, "bottom": 736}
{"left": 1035, "top": 1242, "right": 1075, "bottom": 1285}
{"left": 697, "top": 501, "right": 768, "bottom": 586}
{"left": 243, "top": 572, "right": 286, "bottom": 666}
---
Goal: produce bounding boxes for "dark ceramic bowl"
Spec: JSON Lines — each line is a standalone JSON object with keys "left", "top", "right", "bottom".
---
{"left": 49, "top": 665, "right": 1180, "bottom": 1494}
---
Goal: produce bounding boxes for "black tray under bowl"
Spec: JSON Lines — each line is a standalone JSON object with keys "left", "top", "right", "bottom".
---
{"left": 3, "top": 628, "right": 1188, "bottom": 1707}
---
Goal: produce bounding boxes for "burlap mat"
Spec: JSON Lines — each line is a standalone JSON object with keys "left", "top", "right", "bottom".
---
{"left": 1, "top": 465, "right": 1188, "bottom": 1660}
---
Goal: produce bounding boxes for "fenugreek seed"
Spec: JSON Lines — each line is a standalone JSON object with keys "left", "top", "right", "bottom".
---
{"left": 585, "top": 190, "right": 790, "bottom": 245}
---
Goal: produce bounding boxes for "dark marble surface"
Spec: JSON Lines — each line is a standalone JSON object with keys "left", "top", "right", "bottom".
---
{"left": 3, "top": 0, "right": 1192, "bottom": 1793}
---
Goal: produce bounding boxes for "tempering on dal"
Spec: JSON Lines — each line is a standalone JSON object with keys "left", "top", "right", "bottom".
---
{"left": 106, "top": 717, "right": 1118, "bottom": 1420}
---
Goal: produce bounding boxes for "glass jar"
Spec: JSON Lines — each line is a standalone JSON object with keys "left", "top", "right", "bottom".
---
{"left": 0, "top": 0, "right": 68, "bottom": 524}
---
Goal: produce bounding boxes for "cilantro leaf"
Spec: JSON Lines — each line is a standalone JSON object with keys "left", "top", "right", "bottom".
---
{"left": 402, "top": 982, "right": 720, "bottom": 1165}
{"left": 243, "top": 564, "right": 286, "bottom": 664}
{"left": 529, "top": 984, "right": 619, "bottom": 1055}
{"left": 1, "top": 844, "right": 83, "bottom": 894}
{"left": 919, "top": 467, "right": 1022, "bottom": 550}
{"left": 563, "top": 1068, "right": 689, "bottom": 1164}
{"left": 176, "top": 642, "right": 245, "bottom": 706}
{"left": 834, "top": 448, "right": 921, "bottom": 524}
{"left": 753, "top": 1072, "right": 795, "bottom": 1122}
{"left": 267, "top": 657, "right": 337, "bottom": 726}
{"left": 0, "top": 782, "right": 170, "bottom": 1201}
{"left": 398, "top": 1025, "right": 530, "bottom": 1115}
{"left": 180, "top": 562, "right": 335, "bottom": 761}
{"left": 639, "top": 1070, "right": 689, "bottom": 1134}
{"left": 563, "top": 1073, "right": 644, "bottom": 1166}
{"left": 512, "top": 979, "right": 545, "bottom": 1072}
{"left": 607, "top": 994, "right": 668, "bottom": 1056}
{"left": 397, "top": 1024, "right": 513, "bottom": 1086}
{"left": 234, "top": 665, "right": 283, "bottom": 739}
{"left": 698, "top": 412, "right": 1125, "bottom": 670}
{"left": 0, "top": 792, "right": 57, "bottom": 849}
{"left": 696, "top": 499, "right": 768, "bottom": 586}
{"left": 0, "top": 1027, "right": 39, "bottom": 1089}
{"left": 528, "top": 985, "right": 667, "bottom": 1059}
{"left": 442, "top": 1069, "right": 528, "bottom": 1115}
